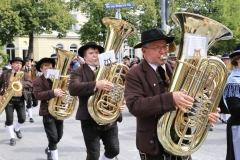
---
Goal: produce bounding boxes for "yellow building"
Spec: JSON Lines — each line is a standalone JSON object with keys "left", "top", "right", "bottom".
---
{"left": 2, "top": 10, "right": 86, "bottom": 61}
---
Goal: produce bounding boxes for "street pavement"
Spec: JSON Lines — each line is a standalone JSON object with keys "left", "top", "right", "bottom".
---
{"left": 0, "top": 102, "right": 228, "bottom": 160}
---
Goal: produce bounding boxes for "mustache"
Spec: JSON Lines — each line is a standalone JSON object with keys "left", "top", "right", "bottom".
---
{"left": 158, "top": 55, "right": 168, "bottom": 60}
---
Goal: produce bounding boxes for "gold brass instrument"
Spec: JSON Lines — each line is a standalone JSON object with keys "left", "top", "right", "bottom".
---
{"left": 48, "top": 48, "right": 78, "bottom": 120}
{"left": 0, "top": 71, "right": 24, "bottom": 114}
{"left": 88, "top": 17, "right": 137, "bottom": 125}
{"left": 157, "top": 12, "right": 233, "bottom": 156}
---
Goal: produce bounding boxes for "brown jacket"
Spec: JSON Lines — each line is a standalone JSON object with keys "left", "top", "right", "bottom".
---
{"left": 33, "top": 74, "right": 55, "bottom": 116}
{"left": 124, "top": 59, "right": 176, "bottom": 155}
{"left": 69, "top": 64, "right": 96, "bottom": 120}
{"left": 0, "top": 69, "right": 32, "bottom": 101}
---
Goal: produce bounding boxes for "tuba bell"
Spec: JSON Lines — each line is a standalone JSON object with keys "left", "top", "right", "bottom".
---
{"left": 88, "top": 17, "right": 137, "bottom": 125}
{"left": 48, "top": 48, "right": 78, "bottom": 120}
{"left": 157, "top": 12, "right": 233, "bottom": 156}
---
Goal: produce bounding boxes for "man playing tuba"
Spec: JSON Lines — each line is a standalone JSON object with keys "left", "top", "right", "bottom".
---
{"left": 69, "top": 42, "right": 125, "bottom": 160}
{"left": 124, "top": 28, "right": 221, "bottom": 160}
{"left": 0, "top": 57, "right": 32, "bottom": 146}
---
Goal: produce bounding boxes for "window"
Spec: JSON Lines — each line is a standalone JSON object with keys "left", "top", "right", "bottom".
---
{"left": 72, "top": 14, "right": 79, "bottom": 31}
{"left": 56, "top": 44, "right": 64, "bottom": 49}
{"left": 22, "top": 50, "right": 28, "bottom": 59}
{"left": 129, "top": 48, "right": 135, "bottom": 58}
{"left": 6, "top": 43, "right": 15, "bottom": 60}
{"left": 70, "top": 44, "right": 78, "bottom": 53}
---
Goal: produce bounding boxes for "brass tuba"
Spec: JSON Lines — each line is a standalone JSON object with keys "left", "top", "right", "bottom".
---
{"left": 0, "top": 71, "right": 24, "bottom": 114}
{"left": 88, "top": 17, "right": 137, "bottom": 125}
{"left": 48, "top": 48, "right": 78, "bottom": 120}
{"left": 157, "top": 12, "right": 233, "bottom": 156}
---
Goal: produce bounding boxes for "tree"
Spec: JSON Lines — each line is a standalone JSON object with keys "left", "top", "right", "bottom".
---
{"left": 0, "top": 0, "right": 77, "bottom": 59}
{"left": 77, "top": 0, "right": 160, "bottom": 47}
{"left": 169, "top": 0, "right": 240, "bottom": 54}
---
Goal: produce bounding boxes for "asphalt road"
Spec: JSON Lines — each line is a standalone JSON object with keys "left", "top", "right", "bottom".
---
{"left": 0, "top": 102, "right": 228, "bottom": 160}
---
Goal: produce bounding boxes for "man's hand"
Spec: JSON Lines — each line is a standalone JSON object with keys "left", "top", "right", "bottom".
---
{"left": 172, "top": 91, "right": 194, "bottom": 113}
{"left": 208, "top": 108, "right": 221, "bottom": 127}
{"left": 119, "top": 101, "right": 126, "bottom": 113}
{"left": 96, "top": 79, "right": 114, "bottom": 91}
{"left": 54, "top": 88, "right": 65, "bottom": 97}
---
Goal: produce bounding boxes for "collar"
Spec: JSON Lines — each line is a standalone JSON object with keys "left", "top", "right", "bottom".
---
{"left": 148, "top": 62, "right": 166, "bottom": 71}
{"left": 88, "top": 65, "right": 97, "bottom": 71}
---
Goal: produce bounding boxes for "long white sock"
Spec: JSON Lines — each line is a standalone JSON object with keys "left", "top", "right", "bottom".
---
{"left": 221, "top": 113, "right": 227, "bottom": 121}
{"left": 6, "top": 125, "right": 15, "bottom": 138}
{"left": 102, "top": 154, "right": 114, "bottom": 160}
{"left": 14, "top": 122, "right": 23, "bottom": 131}
{"left": 50, "top": 149, "right": 59, "bottom": 160}
{"left": 27, "top": 108, "right": 33, "bottom": 118}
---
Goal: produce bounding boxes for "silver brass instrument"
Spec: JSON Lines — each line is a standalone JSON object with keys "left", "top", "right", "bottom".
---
{"left": 157, "top": 12, "right": 233, "bottom": 156}
{"left": 0, "top": 71, "right": 24, "bottom": 114}
{"left": 48, "top": 48, "right": 78, "bottom": 120}
{"left": 88, "top": 17, "right": 137, "bottom": 125}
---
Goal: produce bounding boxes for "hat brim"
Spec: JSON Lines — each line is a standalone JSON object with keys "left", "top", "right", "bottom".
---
{"left": 36, "top": 58, "right": 56, "bottom": 72}
{"left": 134, "top": 37, "right": 175, "bottom": 49}
{"left": 78, "top": 45, "right": 104, "bottom": 58}
{"left": 229, "top": 52, "right": 240, "bottom": 59}
{"left": 10, "top": 60, "right": 25, "bottom": 66}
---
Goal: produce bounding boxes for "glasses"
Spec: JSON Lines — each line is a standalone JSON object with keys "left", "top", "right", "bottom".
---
{"left": 145, "top": 45, "right": 169, "bottom": 52}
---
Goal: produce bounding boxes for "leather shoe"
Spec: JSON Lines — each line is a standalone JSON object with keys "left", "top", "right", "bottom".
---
{"left": 29, "top": 118, "right": 34, "bottom": 123}
{"left": 209, "top": 127, "right": 213, "bottom": 131}
{"left": 45, "top": 148, "right": 53, "bottom": 160}
{"left": 10, "top": 138, "right": 16, "bottom": 146}
{"left": 14, "top": 129, "right": 22, "bottom": 139}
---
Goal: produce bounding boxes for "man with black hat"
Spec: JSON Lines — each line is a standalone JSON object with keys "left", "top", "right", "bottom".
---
{"left": 33, "top": 57, "right": 64, "bottom": 160}
{"left": 124, "top": 28, "right": 221, "bottom": 160}
{"left": 123, "top": 55, "right": 131, "bottom": 67}
{"left": 69, "top": 42, "right": 125, "bottom": 160}
{"left": 0, "top": 57, "right": 32, "bottom": 146}
{"left": 51, "top": 54, "right": 58, "bottom": 64}
{"left": 23, "top": 57, "right": 38, "bottom": 123}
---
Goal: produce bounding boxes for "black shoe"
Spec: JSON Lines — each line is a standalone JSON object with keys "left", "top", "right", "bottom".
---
{"left": 29, "top": 118, "right": 34, "bottom": 123}
{"left": 209, "top": 127, "right": 213, "bottom": 131}
{"left": 10, "top": 138, "right": 16, "bottom": 146}
{"left": 45, "top": 149, "right": 53, "bottom": 160}
{"left": 14, "top": 129, "right": 22, "bottom": 139}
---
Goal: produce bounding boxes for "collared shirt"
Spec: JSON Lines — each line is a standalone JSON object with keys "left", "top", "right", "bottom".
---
{"left": 148, "top": 62, "right": 166, "bottom": 72}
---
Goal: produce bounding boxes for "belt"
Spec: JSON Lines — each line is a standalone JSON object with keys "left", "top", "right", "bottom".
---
{"left": 10, "top": 97, "right": 23, "bottom": 102}
{"left": 94, "top": 122, "right": 116, "bottom": 131}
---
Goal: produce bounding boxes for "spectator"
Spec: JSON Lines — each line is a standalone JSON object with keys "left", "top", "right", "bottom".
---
{"left": 123, "top": 55, "right": 130, "bottom": 67}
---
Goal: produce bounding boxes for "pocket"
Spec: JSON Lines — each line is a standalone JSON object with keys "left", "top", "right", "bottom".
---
{"left": 43, "top": 115, "right": 55, "bottom": 123}
{"left": 137, "top": 130, "right": 159, "bottom": 155}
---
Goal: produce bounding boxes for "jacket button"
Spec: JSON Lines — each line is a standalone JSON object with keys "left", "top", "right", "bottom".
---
{"left": 150, "top": 140, "right": 154, "bottom": 144}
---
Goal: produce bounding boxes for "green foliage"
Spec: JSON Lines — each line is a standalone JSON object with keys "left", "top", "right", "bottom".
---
{"left": 77, "top": 0, "right": 160, "bottom": 47}
{"left": 170, "top": 0, "right": 240, "bottom": 54}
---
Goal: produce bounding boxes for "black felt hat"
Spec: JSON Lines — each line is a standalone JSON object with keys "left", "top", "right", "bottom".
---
{"left": 134, "top": 28, "right": 174, "bottom": 49}
{"left": 78, "top": 42, "right": 104, "bottom": 58}
{"left": 229, "top": 43, "right": 240, "bottom": 59}
{"left": 36, "top": 57, "right": 55, "bottom": 72}
{"left": 10, "top": 57, "right": 25, "bottom": 66}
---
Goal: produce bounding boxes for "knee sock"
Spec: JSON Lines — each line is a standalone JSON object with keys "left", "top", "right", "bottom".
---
{"left": 6, "top": 125, "right": 15, "bottom": 138}
{"left": 14, "top": 122, "right": 23, "bottom": 131}
{"left": 102, "top": 154, "right": 114, "bottom": 160}
{"left": 27, "top": 108, "right": 33, "bottom": 118}
{"left": 50, "top": 149, "right": 59, "bottom": 160}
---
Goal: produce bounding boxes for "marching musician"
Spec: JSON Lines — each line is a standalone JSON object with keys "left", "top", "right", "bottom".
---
{"left": 124, "top": 28, "right": 221, "bottom": 160}
{"left": 23, "top": 57, "right": 39, "bottom": 123}
{"left": 33, "top": 57, "right": 64, "bottom": 160}
{"left": 69, "top": 42, "right": 125, "bottom": 160}
{"left": 0, "top": 57, "right": 32, "bottom": 146}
